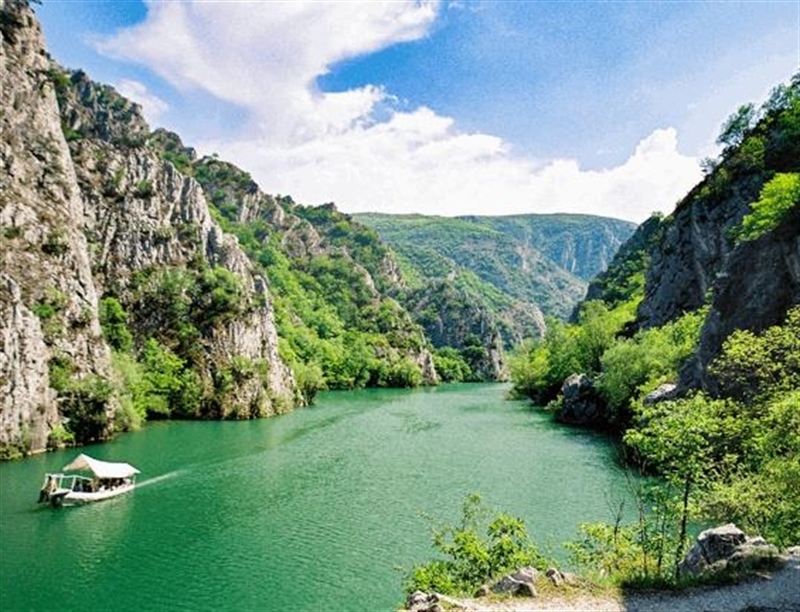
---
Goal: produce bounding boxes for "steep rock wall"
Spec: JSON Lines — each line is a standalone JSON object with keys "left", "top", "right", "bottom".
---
{"left": 0, "top": 2, "right": 112, "bottom": 454}
{"left": 59, "top": 76, "right": 296, "bottom": 417}
{"left": 637, "top": 175, "right": 764, "bottom": 329}
{"left": 0, "top": 3, "right": 296, "bottom": 455}
{"left": 684, "top": 206, "right": 800, "bottom": 390}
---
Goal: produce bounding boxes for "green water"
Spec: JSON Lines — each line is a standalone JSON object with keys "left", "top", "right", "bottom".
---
{"left": 0, "top": 384, "right": 633, "bottom": 612}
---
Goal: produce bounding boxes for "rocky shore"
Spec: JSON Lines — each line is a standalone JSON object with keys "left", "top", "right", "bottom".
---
{"left": 405, "top": 525, "right": 800, "bottom": 612}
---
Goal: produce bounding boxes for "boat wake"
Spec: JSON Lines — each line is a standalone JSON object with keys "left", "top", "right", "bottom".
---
{"left": 136, "top": 471, "right": 182, "bottom": 489}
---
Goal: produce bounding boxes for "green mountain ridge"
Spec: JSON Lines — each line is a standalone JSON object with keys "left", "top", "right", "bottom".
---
{"left": 355, "top": 212, "right": 635, "bottom": 321}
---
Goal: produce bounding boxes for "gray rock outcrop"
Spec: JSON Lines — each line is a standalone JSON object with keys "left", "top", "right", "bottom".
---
{"left": 489, "top": 566, "right": 538, "bottom": 597}
{"left": 556, "top": 373, "right": 605, "bottom": 426}
{"left": 1, "top": 1, "right": 113, "bottom": 455}
{"left": 643, "top": 382, "right": 679, "bottom": 405}
{"left": 684, "top": 205, "right": 800, "bottom": 390}
{"left": 678, "top": 523, "right": 780, "bottom": 577}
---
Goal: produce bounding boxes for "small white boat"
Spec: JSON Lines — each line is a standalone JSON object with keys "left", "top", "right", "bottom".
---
{"left": 38, "top": 454, "right": 140, "bottom": 507}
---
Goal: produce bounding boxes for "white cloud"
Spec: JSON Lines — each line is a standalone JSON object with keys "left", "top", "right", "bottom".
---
{"left": 114, "top": 79, "right": 169, "bottom": 126}
{"left": 100, "top": 0, "right": 702, "bottom": 224}
{"left": 210, "top": 118, "right": 701, "bottom": 223}
{"left": 98, "top": 1, "right": 438, "bottom": 143}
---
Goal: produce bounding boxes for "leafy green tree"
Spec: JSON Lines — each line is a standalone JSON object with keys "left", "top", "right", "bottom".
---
{"left": 433, "top": 346, "right": 472, "bottom": 382}
{"left": 736, "top": 173, "right": 800, "bottom": 242}
{"left": 624, "top": 394, "right": 729, "bottom": 578}
{"left": 710, "top": 305, "right": 800, "bottom": 402}
{"left": 717, "top": 103, "right": 757, "bottom": 150}
{"left": 598, "top": 308, "right": 705, "bottom": 418}
{"left": 407, "top": 494, "right": 544, "bottom": 595}
{"left": 99, "top": 296, "right": 133, "bottom": 352}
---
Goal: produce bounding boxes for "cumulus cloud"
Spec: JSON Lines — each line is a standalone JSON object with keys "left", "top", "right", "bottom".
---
{"left": 99, "top": 0, "right": 702, "bottom": 223}
{"left": 98, "top": 1, "right": 438, "bottom": 143}
{"left": 212, "top": 119, "right": 701, "bottom": 223}
{"left": 115, "top": 79, "right": 169, "bottom": 126}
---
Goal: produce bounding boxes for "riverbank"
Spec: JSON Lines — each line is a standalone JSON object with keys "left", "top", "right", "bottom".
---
{"left": 409, "top": 551, "right": 800, "bottom": 612}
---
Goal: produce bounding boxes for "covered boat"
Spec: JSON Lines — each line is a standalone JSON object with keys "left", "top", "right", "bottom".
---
{"left": 38, "top": 454, "right": 140, "bottom": 507}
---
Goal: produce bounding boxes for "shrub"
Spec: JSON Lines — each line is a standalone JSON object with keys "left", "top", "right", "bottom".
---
{"left": 406, "top": 494, "right": 545, "bottom": 596}
{"left": 99, "top": 296, "right": 133, "bottom": 352}
{"left": 736, "top": 173, "right": 800, "bottom": 242}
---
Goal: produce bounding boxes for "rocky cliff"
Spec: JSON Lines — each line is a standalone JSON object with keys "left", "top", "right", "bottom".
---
{"left": 1, "top": 3, "right": 113, "bottom": 454}
{"left": 0, "top": 1, "right": 296, "bottom": 457}
{"left": 632, "top": 81, "right": 800, "bottom": 391}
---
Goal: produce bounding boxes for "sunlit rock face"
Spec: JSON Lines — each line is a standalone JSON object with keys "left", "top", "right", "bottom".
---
{"left": 0, "top": 2, "right": 296, "bottom": 456}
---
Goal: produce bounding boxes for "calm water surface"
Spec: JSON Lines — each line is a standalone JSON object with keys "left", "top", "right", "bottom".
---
{"left": 0, "top": 384, "right": 634, "bottom": 611}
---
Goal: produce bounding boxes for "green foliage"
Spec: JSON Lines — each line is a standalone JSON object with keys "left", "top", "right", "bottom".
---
{"left": 355, "top": 212, "right": 633, "bottom": 321}
{"left": 41, "top": 229, "right": 69, "bottom": 256}
{"left": 139, "top": 338, "right": 197, "bottom": 418}
{"left": 291, "top": 359, "right": 325, "bottom": 405}
{"left": 380, "top": 357, "right": 423, "bottom": 388}
{"left": 110, "top": 351, "right": 147, "bottom": 432}
{"left": 55, "top": 373, "right": 113, "bottom": 444}
{"left": 735, "top": 173, "right": 800, "bottom": 242}
{"left": 189, "top": 156, "right": 432, "bottom": 393}
{"left": 710, "top": 305, "right": 800, "bottom": 402}
{"left": 99, "top": 296, "right": 133, "bottom": 352}
{"left": 598, "top": 308, "right": 705, "bottom": 418}
{"left": 134, "top": 179, "right": 154, "bottom": 198}
{"left": 46, "top": 423, "right": 75, "bottom": 449}
{"left": 509, "top": 300, "right": 635, "bottom": 404}
{"left": 432, "top": 347, "right": 472, "bottom": 382}
{"left": 717, "top": 103, "right": 757, "bottom": 150}
{"left": 407, "top": 494, "right": 545, "bottom": 596}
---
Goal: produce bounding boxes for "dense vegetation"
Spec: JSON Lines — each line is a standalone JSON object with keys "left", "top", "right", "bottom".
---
{"left": 502, "top": 73, "right": 800, "bottom": 588}
{"left": 407, "top": 494, "right": 546, "bottom": 595}
{"left": 356, "top": 212, "right": 634, "bottom": 321}
{"left": 188, "top": 156, "right": 434, "bottom": 399}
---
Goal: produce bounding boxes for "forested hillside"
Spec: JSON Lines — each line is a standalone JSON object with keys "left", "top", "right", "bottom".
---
{"left": 357, "top": 213, "right": 634, "bottom": 320}
{"left": 510, "top": 72, "right": 800, "bottom": 568}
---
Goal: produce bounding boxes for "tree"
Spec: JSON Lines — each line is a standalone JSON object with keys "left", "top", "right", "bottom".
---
{"left": 717, "top": 103, "right": 757, "bottom": 150}
{"left": 624, "top": 394, "right": 728, "bottom": 578}
{"left": 99, "top": 296, "right": 133, "bottom": 352}
{"left": 736, "top": 173, "right": 800, "bottom": 242}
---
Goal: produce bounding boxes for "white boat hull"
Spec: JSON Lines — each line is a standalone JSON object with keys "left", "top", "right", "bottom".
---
{"left": 58, "top": 484, "right": 135, "bottom": 505}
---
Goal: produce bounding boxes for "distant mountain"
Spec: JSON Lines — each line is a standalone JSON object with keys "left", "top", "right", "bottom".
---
{"left": 355, "top": 212, "right": 636, "bottom": 320}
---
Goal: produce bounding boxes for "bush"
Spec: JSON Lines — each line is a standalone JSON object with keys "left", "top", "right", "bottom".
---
{"left": 99, "top": 296, "right": 133, "bottom": 352}
{"left": 736, "top": 173, "right": 800, "bottom": 242}
{"left": 406, "top": 494, "right": 545, "bottom": 596}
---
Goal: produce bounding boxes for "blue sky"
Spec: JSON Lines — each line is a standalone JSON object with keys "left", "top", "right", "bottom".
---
{"left": 37, "top": 1, "right": 799, "bottom": 222}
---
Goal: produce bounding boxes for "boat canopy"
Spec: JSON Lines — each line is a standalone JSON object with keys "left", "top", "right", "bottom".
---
{"left": 62, "top": 454, "right": 140, "bottom": 479}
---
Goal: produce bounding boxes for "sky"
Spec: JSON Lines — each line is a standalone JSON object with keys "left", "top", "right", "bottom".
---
{"left": 36, "top": 1, "right": 800, "bottom": 223}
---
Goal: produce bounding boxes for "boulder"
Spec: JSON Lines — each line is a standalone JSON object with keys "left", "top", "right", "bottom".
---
{"left": 678, "top": 523, "right": 780, "bottom": 577}
{"left": 490, "top": 566, "right": 538, "bottom": 597}
{"left": 556, "top": 374, "right": 605, "bottom": 426}
{"left": 643, "top": 383, "right": 679, "bottom": 405}
{"left": 405, "top": 591, "right": 439, "bottom": 612}
{"left": 545, "top": 567, "right": 563, "bottom": 587}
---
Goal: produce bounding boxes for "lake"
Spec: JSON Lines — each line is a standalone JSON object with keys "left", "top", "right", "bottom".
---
{"left": 0, "top": 384, "right": 635, "bottom": 611}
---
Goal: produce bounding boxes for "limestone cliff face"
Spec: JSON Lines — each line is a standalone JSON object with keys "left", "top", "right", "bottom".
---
{"left": 684, "top": 205, "right": 800, "bottom": 390}
{"left": 59, "top": 75, "right": 296, "bottom": 417}
{"left": 0, "top": 2, "right": 113, "bottom": 454}
{"left": 637, "top": 177, "right": 762, "bottom": 329}
{"left": 0, "top": 2, "right": 295, "bottom": 456}
{"left": 634, "top": 91, "right": 800, "bottom": 393}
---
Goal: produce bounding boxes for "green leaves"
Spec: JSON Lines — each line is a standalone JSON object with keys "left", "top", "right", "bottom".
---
{"left": 735, "top": 172, "right": 800, "bottom": 242}
{"left": 407, "top": 494, "right": 544, "bottom": 596}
